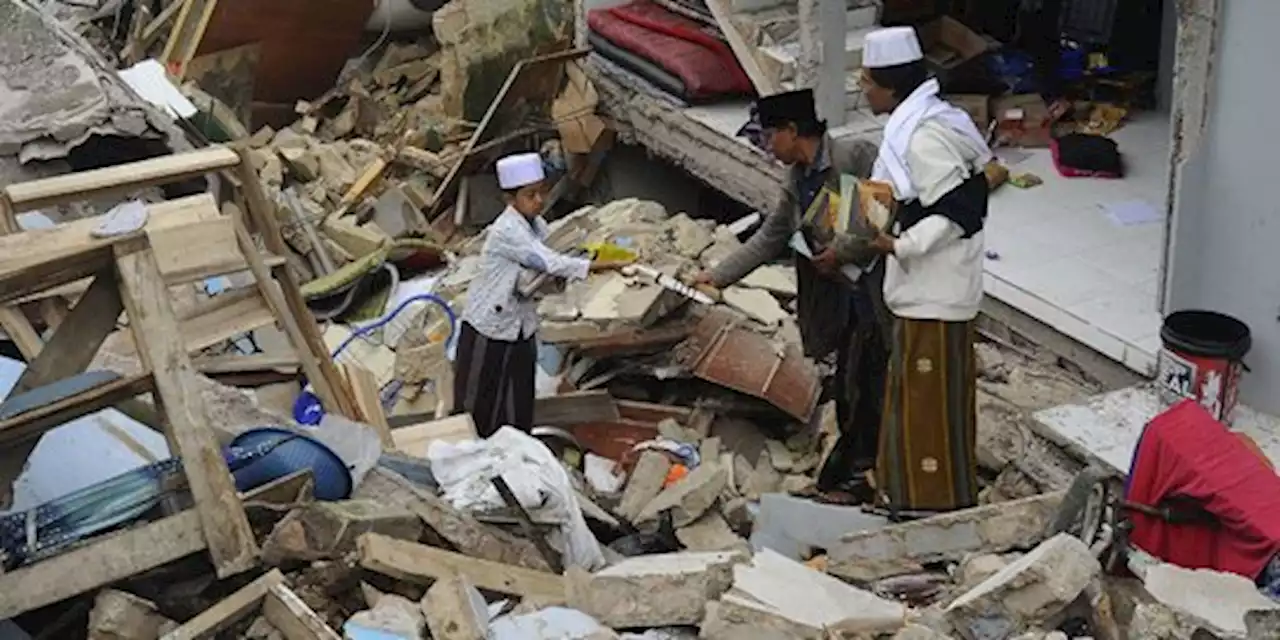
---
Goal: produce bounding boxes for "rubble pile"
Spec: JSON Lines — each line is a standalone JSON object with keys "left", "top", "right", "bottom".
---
{"left": 2, "top": 0, "right": 1279, "bottom": 638}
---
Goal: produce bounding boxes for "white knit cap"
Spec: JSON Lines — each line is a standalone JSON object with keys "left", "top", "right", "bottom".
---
{"left": 496, "top": 152, "right": 546, "bottom": 190}
{"left": 862, "top": 26, "right": 924, "bottom": 68}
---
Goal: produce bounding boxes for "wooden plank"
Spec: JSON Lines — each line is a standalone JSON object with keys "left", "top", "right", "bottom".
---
{"left": 534, "top": 391, "right": 620, "bottom": 426}
{"left": 160, "top": 569, "right": 285, "bottom": 640}
{"left": 262, "top": 584, "right": 341, "bottom": 640}
{"left": 231, "top": 220, "right": 350, "bottom": 421}
{"left": 122, "top": 0, "right": 187, "bottom": 63}
{"left": 193, "top": 353, "right": 301, "bottom": 376}
{"left": 704, "top": 0, "right": 777, "bottom": 95}
{"left": 0, "top": 307, "right": 43, "bottom": 360}
{"left": 231, "top": 148, "right": 358, "bottom": 418}
{"left": 161, "top": 0, "right": 221, "bottom": 80}
{"left": 389, "top": 414, "right": 477, "bottom": 456}
{"left": 341, "top": 362, "right": 392, "bottom": 449}
{"left": 0, "top": 242, "right": 124, "bottom": 307}
{"left": 11, "top": 269, "right": 123, "bottom": 395}
{"left": 4, "top": 147, "right": 239, "bottom": 214}
{"left": 114, "top": 242, "right": 258, "bottom": 578}
{"left": 357, "top": 533, "right": 566, "bottom": 603}
{"left": 179, "top": 288, "right": 277, "bottom": 354}
{"left": 0, "top": 510, "right": 207, "bottom": 620}
{"left": 0, "top": 373, "right": 156, "bottom": 448}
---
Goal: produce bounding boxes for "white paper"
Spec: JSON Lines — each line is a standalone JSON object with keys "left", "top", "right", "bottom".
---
{"left": 1105, "top": 200, "right": 1162, "bottom": 226}
{"left": 789, "top": 231, "right": 813, "bottom": 258}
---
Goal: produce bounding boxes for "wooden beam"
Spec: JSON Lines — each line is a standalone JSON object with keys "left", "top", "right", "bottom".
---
{"left": 230, "top": 148, "right": 359, "bottom": 418}
{"left": 262, "top": 584, "right": 341, "bottom": 640}
{"left": 231, "top": 220, "right": 351, "bottom": 420}
{"left": 160, "top": 570, "right": 286, "bottom": 640}
{"left": 161, "top": 0, "right": 221, "bottom": 80}
{"left": 11, "top": 269, "right": 123, "bottom": 395}
{"left": 114, "top": 242, "right": 258, "bottom": 578}
{"left": 193, "top": 353, "right": 301, "bottom": 376}
{"left": 122, "top": 0, "right": 187, "bottom": 63}
{"left": 4, "top": 147, "right": 240, "bottom": 214}
{"left": 179, "top": 287, "right": 277, "bottom": 354}
{"left": 357, "top": 533, "right": 566, "bottom": 603}
{"left": 341, "top": 362, "right": 393, "bottom": 449}
{"left": 704, "top": 0, "right": 777, "bottom": 95}
{"left": 0, "top": 510, "right": 207, "bottom": 620}
{"left": 0, "top": 373, "right": 156, "bottom": 448}
{"left": 0, "top": 242, "right": 126, "bottom": 307}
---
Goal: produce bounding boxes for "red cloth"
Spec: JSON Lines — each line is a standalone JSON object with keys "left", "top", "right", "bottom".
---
{"left": 588, "top": 1, "right": 753, "bottom": 100}
{"left": 1126, "top": 400, "right": 1280, "bottom": 579}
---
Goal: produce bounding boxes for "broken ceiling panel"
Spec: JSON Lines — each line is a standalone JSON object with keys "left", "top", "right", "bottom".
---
{"left": 0, "top": 0, "right": 187, "bottom": 164}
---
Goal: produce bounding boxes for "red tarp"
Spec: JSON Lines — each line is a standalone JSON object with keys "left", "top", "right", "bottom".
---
{"left": 588, "top": 1, "right": 753, "bottom": 101}
{"left": 1127, "top": 400, "right": 1280, "bottom": 579}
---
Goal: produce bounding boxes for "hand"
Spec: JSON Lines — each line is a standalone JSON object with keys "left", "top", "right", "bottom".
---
{"left": 812, "top": 247, "right": 839, "bottom": 274}
{"left": 872, "top": 233, "right": 896, "bottom": 254}
{"left": 689, "top": 270, "right": 715, "bottom": 286}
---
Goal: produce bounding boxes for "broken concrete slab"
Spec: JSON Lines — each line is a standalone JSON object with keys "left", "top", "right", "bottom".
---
{"left": 636, "top": 460, "right": 728, "bottom": 527}
{"left": 344, "top": 593, "right": 426, "bottom": 640}
{"left": 739, "top": 265, "right": 799, "bottom": 297}
{"left": 664, "top": 213, "right": 714, "bottom": 259}
{"left": 617, "top": 450, "right": 671, "bottom": 522}
{"left": 565, "top": 551, "right": 740, "bottom": 628}
{"left": 704, "top": 548, "right": 906, "bottom": 638}
{"left": 956, "top": 553, "right": 1012, "bottom": 590}
{"left": 1141, "top": 562, "right": 1280, "bottom": 638}
{"left": 1033, "top": 384, "right": 1280, "bottom": 475}
{"left": 421, "top": 575, "right": 490, "bottom": 639}
{"left": 945, "top": 533, "right": 1100, "bottom": 640}
{"left": 676, "top": 511, "right": 748, "bottom": 553}
{"left": 353, "top": 468, "right": 550, "bottom": 570}
{"left": 827, "top": 491, "right": 1064, "bottom": 582}
{"left": 88, "top": 590, "right": 175, "bottom": 640}
{"left": 750, "top": 492, "right": 888, "bottom": 560}
{"left": 722, "top": 286, "right": 788, "bottom": 326}
{"left": 261, "top": 499, "right": 423, "bottom": 564}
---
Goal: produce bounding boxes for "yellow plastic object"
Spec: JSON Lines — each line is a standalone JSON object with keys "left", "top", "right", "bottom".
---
{"left": 582, "top": 242, "right": 638, "bottom": 263}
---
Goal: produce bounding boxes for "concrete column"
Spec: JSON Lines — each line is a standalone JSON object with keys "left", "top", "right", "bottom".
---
{"left": 815, "top": 0, "right": 847, "bottom": 126}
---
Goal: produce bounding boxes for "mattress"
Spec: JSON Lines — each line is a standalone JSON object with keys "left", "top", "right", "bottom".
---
{"left": 588, "top": 1, "right": 754, "bottom": 102}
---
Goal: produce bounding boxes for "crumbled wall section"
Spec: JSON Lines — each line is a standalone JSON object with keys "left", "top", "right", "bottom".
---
{"left": 1160, "top": 0, "right": 1220, "bottom": 308}
{"left": 587, "top": 56, "right": 785, "bottom": 214}
{"left": 433, "top": 0, "right": 575, "bottom": 122}
{"left": 0, "top": 0, "right": 159, "bottom": 159}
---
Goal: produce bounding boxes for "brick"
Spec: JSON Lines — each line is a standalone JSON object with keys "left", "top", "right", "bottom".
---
{"left": 261, "top": 499, "right": 423, "bottom": 564}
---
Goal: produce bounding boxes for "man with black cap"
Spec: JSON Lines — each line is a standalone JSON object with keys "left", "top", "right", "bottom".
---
{"left": 692, "top": 88, "right": 888, "bottom": 503}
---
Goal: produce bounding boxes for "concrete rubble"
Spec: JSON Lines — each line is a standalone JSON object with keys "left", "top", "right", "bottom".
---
{"left": 2, "top": 0, "right": 1279, "bottom": 637}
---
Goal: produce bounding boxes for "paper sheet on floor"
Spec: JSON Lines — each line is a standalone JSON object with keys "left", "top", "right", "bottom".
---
{"left": 1104, "top": 199, "right": 1162, "bottom": 226}
{"left": 427, "top": 426, "right": 606, "bottom": 569}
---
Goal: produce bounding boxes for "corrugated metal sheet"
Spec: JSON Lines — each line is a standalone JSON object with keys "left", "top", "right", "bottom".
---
{"left": 679, "top": 310, "right": 821, "bottom": 423}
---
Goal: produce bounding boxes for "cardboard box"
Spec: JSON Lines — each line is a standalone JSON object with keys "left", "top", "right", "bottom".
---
{"left": 917, "top": 16, "right": 989, "bottom": 71}
{"left": 947, "top": 94, "right": 991, "bottom": 129}
{"left": 992, "top": 94, "right": 1055, "bottom": 148}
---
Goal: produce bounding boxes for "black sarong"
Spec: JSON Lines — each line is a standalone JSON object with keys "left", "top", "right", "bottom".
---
{"left": 451, "top": 322, "right": 536, "bottom": 437}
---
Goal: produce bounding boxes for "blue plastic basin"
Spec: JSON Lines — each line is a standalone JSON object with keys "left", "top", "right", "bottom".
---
{"left": 226, "top": 427, "right": 353, "bottom": 500}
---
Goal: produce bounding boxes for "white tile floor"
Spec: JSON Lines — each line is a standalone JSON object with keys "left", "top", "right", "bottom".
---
{"left": 985, "top": 113, "right": 1171, "bottom": 374}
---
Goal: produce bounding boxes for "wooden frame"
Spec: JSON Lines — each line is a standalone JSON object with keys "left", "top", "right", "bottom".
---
{"left": 0, "top": 234, "right": 256, "bottom": 617}
{"left": 161, "top": 569, "right": 340, "bottom": 640}
{"left": 0, "top": 146, "right": 357, "bottom": 419}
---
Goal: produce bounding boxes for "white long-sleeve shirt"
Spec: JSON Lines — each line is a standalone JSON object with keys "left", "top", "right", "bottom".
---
{"left": 461, "top": 207, "right": 591, "bottom": 341}
{"left": 883, "top": 119, "right": 986, "bottom": 322}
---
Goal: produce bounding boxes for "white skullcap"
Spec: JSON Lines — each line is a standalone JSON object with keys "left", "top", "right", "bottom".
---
{"left": 863, "top": 26, "right": 924, "bottom": 68}
{"left": 496, "top": 153, "right": 546, "bottom": 190}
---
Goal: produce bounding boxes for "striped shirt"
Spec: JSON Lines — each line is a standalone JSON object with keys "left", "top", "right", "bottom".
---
{"left": 461, "top": 207, "right": 591, "bottom": 341}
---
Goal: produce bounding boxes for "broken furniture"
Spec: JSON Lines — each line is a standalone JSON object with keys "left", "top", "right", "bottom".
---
{"left": 0, "top": 229, "right": 256, "bottom": 619}
{"left": 0, "top": 146, "right": 358, "bottom": 421}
